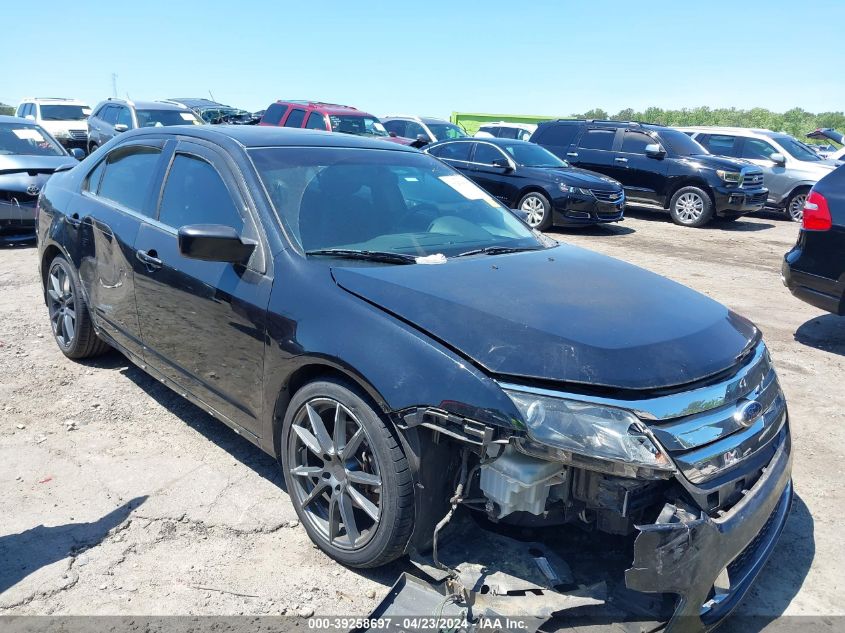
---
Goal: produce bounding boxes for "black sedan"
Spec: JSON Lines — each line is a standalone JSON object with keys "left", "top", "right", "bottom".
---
{"left": 0, "top": 115, "right": 82, "bottom": 243}
{"left": 424, "top": 137, "right": 624, "bottom": 230}
{"left": 783, "top": 165, "right": 845, "bottom": 314}
{"left": 37, "top": 125, "right": 791, "bottom": 631}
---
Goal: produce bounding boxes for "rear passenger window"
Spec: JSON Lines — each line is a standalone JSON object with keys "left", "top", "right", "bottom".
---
{"left": 498, "top": 127, "right": 519, "bottom": 139}
{"left": 578, "top": 129, "right": 616, "bottom": 151}
{"left": 535, "top": 123, "right": 579, "bottom": 146}
{"left": 305, "top": 112, "right": 327, "bottom": 130}
{"left": 621, "top": 131, "right": 655, "bottom": 153}
{"left": 97, "top": 147, "right": 161, "bottom": 215}
{"left": 262, "top": 103, "right": 288, "bottom": 126}
{"left": 741, "top": 138, "right": 777, "bottom": 161}
{"left": 284, "top": 109, "right": 306, "bottom": 128}
{"left": 383, "top": 120, "right": 406, "bottom": 137}
{"left": 158, "top": 155, "right": 243, "bottom": 232}
{"left": 702, "top": 134, "right": 738, "bottom": 157}
{"left": 432, "top": 142, "right": 472, "bottom": 161}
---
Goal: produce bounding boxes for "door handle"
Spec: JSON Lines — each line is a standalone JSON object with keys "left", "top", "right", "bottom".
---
{"left": 614, "top": 157, "right": 629, "bottom": 163}
{"left": 135, "top": 249, "right": 162, "bottom": 269}
{"left": 66, "top": 212, "right": 81, "bottom": 227}
{"left": 566, "top": 152, "right": 579, "bottom": 157}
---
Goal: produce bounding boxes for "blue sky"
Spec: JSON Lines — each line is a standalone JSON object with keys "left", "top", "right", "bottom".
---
{"left": 3, "top": 0, "right": 842, "bottom": 117}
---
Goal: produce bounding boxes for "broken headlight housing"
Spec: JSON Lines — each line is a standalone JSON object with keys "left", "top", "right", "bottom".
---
{"left": 504, "top": 388, "right": 675, "bottom": 479}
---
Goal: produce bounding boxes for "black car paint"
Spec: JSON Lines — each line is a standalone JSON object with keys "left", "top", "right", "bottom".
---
{"left": 783, "top": 165, "right": 845, "bottom": 314}
{"left": 37, "top": 125, "right": 787, "bottom": 630}
{"left": 425, "top": 138, "right": 625, "bottom": 227}
{"left": 531, "top": 121, "right": 768, "bottom": 217}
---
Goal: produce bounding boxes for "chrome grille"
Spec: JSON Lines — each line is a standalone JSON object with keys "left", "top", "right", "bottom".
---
{"left": 590, "top": 189, "right": 624, "bottom": 203}
{"left": 68, "top": 129, "right": 88, "bottom": 140}
{"left": 741, "top": 172, "right": 764, "bottom": 188}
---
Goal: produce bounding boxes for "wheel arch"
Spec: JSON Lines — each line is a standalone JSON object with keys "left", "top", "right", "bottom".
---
{"left": 39, "top": 242, "right": 72, "bottom": 300}
{"left": 516, "top": 185, "right": 552, "bottom": 206}
{"left": 785, "top": 182, "right": 812, "bottom": 203}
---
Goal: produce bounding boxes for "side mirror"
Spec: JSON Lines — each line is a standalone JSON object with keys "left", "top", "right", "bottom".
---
{"left": 416, "top": 134, "right": 429, "bottom": 144}
{"left": 770, "top": 152, "right": 786, "bottom": 165}
{"left": 69, "top": 148, "right": 86, "bottom": 161}
{"left": 388, "top": 131, "right": 397, "bottom": 137}
{"left": 492, "top": 158, "right": 513, "bottom": 171}
{"left": 114, "top": 123, "right": 129, "bottom": 133}
{"left": 645, "top": 143, "right": 665, "bottom": 158}
{"left": 178, "top": 224, "right": 256, "bottom": 264}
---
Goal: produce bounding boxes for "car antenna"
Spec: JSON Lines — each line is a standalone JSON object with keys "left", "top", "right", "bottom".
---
{"left": 209, "top": 90, "right": 216, "bottom": 102}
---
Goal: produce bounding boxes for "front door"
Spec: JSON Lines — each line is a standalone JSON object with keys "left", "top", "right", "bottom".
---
{"left": 469, "top": 142, "right": 513, "bottom": 204}
{"left": 738, "top": 137, "right": 790, "bottom": 204}
{"left": 615, "top": 129, "right": 669, "bottom": 205}
{"left": 132, "top": 141, "right": 272, "bottom": 437}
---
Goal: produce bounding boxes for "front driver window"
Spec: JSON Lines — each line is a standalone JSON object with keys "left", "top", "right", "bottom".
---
{"left": 473, "top": 143, "right": 506, "bottom": 165}
{"left": 158, "top": 154, "right": 244, "bottom": 232}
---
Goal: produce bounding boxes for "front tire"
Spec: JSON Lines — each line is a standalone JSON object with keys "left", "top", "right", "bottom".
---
{"left": 786, "top": 188, "right": 809, "bottom": 223}
{"left": 281, "top": 379, "right": 414, "bottom": 568}
{"left": 518, "top": 191, "right": 552, "bottom": 231}
{"left": 46, "top": 255, "right": 110, "bottom": 359}
{"left": 669, "top": 186, "right": 714, "bottom": 227}
{"left": 87, "top": 142, "right": 99, "bottom": 155}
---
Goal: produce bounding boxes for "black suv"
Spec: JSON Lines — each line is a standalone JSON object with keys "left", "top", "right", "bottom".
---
{"left": 531, "top": 120, "right": 768, "bottom": 227}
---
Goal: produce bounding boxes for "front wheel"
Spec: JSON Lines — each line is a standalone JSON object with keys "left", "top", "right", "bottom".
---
{"left": 518, "top": 191, "right": 552, "bottom": 231}
{"left": 786, "top": 189, "right": 809, "bottom": 223}
{"left": 669, "top": 186, "right": 714, "bottom": 227}
{"left": 281, "top": 379, "right": 414, "bottom": 568}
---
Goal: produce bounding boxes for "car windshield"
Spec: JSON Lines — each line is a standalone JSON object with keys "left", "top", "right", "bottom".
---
{"left": 659, "top": 128, "right": 708, "bottom": 156}
{"left": 0, "top": 123, "right": 65, "bottom": 156}
{"left": 329, "top": 115, "right": 389, "bottom": 137}
{"left": 774, "top": 135, "right": 822, "bottom": 162}
{"left": 136, "top": 109, "right": 202, "bottom": 127}
{"left": 199, "top": 107, "right": 250, "bottom": 123}
{"left": 501, "top": 143, "right": 567, "bottom": 167}
{"left": 38, "top": 105, "right": 89, "bottom": 121}
{"left": 427, "top": 123, "right": 467, "bottom": 140}
{"left": 249, "top": 147, "right": 544, "bottom": 259}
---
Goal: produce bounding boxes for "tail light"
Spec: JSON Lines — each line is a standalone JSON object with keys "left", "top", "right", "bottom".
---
{"left": 802, "top": 190, "right": 832, "bottom": 231}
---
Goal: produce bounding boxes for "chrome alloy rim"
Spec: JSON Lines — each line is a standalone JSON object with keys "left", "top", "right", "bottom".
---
{"left": 788, "top": 194, "right": 806, "bottom": 222}
{"left": 520, "top": 195, "right": 546, "bottom": 227}
{"left": 47, "top": 263, "right": 76, "bottom": 348}
{"left": 287, "top": 398, "right": 382, "bottom": 551}
{"left": 675, "top": 192, "right": 705, "bottom": 222}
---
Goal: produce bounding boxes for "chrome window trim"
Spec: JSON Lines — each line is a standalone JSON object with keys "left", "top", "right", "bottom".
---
{"left": 499, "top": 342, "right": 770, "bottom": 421}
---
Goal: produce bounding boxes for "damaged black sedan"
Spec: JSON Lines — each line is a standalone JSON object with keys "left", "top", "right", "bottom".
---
{"left": 1, "top": 115, "right": 82, "bottom": 243}
{"left": 37, "top": 125, "right": 792, "bottom": 632}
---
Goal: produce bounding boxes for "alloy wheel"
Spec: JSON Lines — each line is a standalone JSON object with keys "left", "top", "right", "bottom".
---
{"left": 675, "top": 192, "right": 705, "bottom": 223}
{"left": 47, "top": 263, "right": 76, "bottom": 348}
{"left": 520, "top": 195, "right": 546, "bottom": 227}
{"left": 287, "top": 398, "right": 382, "bottom": 551}
{"left": 788, "top": 193, "right": 807, "bottom": 222}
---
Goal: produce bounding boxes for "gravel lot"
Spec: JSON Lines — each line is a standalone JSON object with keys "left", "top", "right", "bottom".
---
{"left": 1, "top": 208, "right": 843, "bottom": 625}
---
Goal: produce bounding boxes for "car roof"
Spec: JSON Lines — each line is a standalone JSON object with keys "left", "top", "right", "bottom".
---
{"left": 479, "top": 122, "right": 537, "bottom": 129}
{"left": 95, "top": 99, "right": 190, "bottom": 111}
{"left": 428, "top": 137, "right": 533, "bottom": 148}
{"left": 21, "top": 97, "right": 88, "bottom": 105}
{"left": 677, "top": 126, "right": 778, "bottom": 136}
{"left": 119, "top": 124, "right": 420, "bottom": 152}
{"left": 275, "top": 100, "right": 367, "bottom": 116}
{"left": 0, "top": 115, "right": 40, "bottom": 125}
{"left": 168, "top": 98, "right": 225, "bottom": 108}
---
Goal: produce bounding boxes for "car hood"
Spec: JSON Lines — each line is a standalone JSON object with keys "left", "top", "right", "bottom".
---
{"left": 521, "top": 166, "right": 621, "bottom": 190}
{"left": 0, "top": 154, "right": 77, "bottom": 174}
{"left": 331, "top": 246, "right": 758, "bottom": 391}
{"left": 683, "top": 154, "right": 759, "bottom": 171}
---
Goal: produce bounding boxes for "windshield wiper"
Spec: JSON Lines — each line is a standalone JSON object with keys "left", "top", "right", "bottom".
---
{"left": 305, "top": 249, "right": 417, "bottom": 264}
{"left": 453, "top": 245, "right": 543, "bottom": 258}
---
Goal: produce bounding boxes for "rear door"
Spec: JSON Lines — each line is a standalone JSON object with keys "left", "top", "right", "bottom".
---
{"left": 615, "top": 129, "right": 668, "bottom": 205}
{"left": 697, "top": 133, "right": 740, "bottom": 158}
{"left": 74, "top": 140, "right": 167, "bottom": 360}
{"left": 132, "top": 140, "right": 272, "bottom": 437}
{"left": 282, "top": 108, "right": 307, "bottom": 128}
{"left": 428, "top": 141, "right": 473, "bottom": 173}
{"left": 532, "top": 122, "right": 582, "bottom": 162}
{"left": 571, "top": 126, "right": 621, "bottom": 178}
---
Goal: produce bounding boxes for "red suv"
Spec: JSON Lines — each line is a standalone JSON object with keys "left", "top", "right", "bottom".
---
{"left": 259, "top": 101, "right": 415, "bottom": 146}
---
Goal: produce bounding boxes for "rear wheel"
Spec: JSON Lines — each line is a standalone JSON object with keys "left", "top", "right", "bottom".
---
{"left": 46, "top": 255, "right": 110, "bottom": 359}
{"left": 519, "top": 191, "right": 552, "bottom": 230}
{"left": 669, "top": 186, "right": 714, "bottom": 227}
{"left": 281, "top": 379, "right": 414, "bottom": 568}
{"left": 786, "top": 188, "right": 809, "bottom": 222}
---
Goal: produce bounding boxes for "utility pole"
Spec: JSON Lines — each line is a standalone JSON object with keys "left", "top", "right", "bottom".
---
{"left": 111, "top": 73, "right": 118, "bottom": 98}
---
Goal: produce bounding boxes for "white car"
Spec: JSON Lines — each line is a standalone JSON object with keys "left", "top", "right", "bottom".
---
{"left": 474, "top": 121, "right": 537, "bottom": 141}
{"left": 15, "top": 98, "right": 90, "bottom": 153}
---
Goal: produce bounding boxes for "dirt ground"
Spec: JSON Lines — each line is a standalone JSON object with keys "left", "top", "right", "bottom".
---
{"left": 1, "top": 208, "right": 843, "bottom": 626}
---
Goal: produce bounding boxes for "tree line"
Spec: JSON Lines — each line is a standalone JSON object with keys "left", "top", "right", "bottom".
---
{"left": 570, "top": 107, "right": 845, "bottom": 145}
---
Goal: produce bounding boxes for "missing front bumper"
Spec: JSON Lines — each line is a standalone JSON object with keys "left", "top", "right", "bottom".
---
{"left": 626, "top": 433, "right": 793, "bottom": 632}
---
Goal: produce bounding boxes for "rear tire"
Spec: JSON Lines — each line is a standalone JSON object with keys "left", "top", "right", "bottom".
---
{"left": 518, "top": 191, "right": 552, "bottom": 231}
{"left": 669, "top": 186, "right": 714, "bottom": 227}
{"left": 46, "top": 255, "right": 110, "bottom": 359}
{"left": 281, "top": 379, "right": 414, "bottom": 568}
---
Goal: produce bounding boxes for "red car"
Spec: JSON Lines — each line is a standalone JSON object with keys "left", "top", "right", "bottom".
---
{"left": 259, "top": 100, "right": 419, "bottom": 146}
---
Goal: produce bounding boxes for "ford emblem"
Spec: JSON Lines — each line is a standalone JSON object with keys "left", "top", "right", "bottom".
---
{"left": 734, "top": 399, "right": 764, "bottom": 427}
